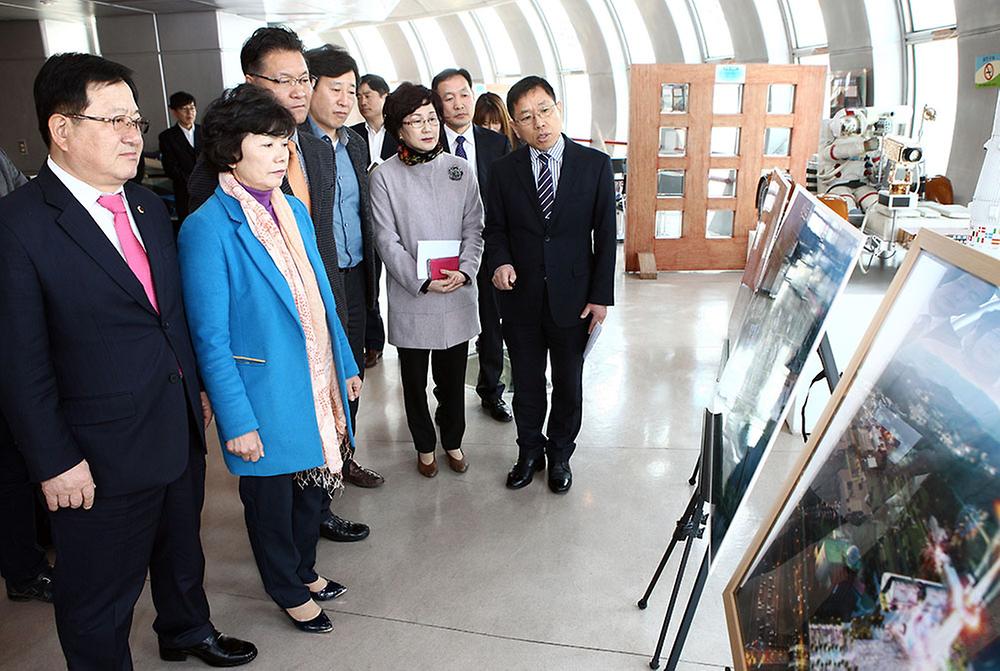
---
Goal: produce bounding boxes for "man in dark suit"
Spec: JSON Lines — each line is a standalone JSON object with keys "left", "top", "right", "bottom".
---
{"left": 187, "top": 27, "right": 377, "bottom": 540}
{"left": 485, "top": 76, "right": 616, "bottom": 494}
{"left": 351, "top": 73, "right": 396, "bottom": 368}
{"left": 157, "top": 91, "right": 199, "bottom": 228}
{"left": 432, "top": 67, "right": 514, "bottom": 424}
{"left": 0, "top": 52, "right": 256, "bottom": 669}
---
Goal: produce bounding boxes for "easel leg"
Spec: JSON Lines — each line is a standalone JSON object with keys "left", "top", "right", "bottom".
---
{"left": 647, "top": 507, "right": 702, "bottom": 670}
{"left": 638, "top": 491, "right": 699, "bottom": 609}
{"left": 687, "top": 455, "right": 700, "bottom": 486}
{"left": 664, "top": 549, "right": 713, "bottom": 671}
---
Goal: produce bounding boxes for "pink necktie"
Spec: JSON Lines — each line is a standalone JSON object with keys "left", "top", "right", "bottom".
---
{"left": 97, "top": 193, "right": 159, "bottom": 313}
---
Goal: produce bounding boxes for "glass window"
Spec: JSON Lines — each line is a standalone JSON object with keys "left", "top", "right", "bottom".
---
{"left": 562, "top": 73, "right": 592, "bottom": 141}
{"left": 708, "top": 168, "right": 738, "bottom": 197}
{"left": 661, "top": 83, "right": 689, "bottom": 113}
{"left": 515, "top": 1, "right": 561, "bottom": 96}
{"left": 655, "top": 211, "right": 683, "bottom": 239}
{"left": 691, "top": 0, "right": 734, "bottom": 59}
{"left": 610, "top": 0, "right": 655, "bottom": 63}
{"left": 912, "top": 39, "right": 958, "bottom": 176}
{"left": 659, "top": 128, "right": 688, "bottom": 156}
{"left": 706, "top": 210, "right": 735, "bottom": 238}
{"left": 714, "top": 84, "right": 743, "bottom": 114}
{"left": 906, "top": 0, "right": 956, "bottom": 31}
{"left": 473, "top": 7, "right": 521, "bottom": 77}
{"left": 665, "top": 0, "right": 703, "bottom": 63}
{"left": 657, "top": 170, "right": 686, "bottom": 198}
{"left": 42, "top": 20, "right": 92, "bottom": 56}
{"left": 753, "top": 0, "right": 790, "bottom": 63}
{"left": 458, "top": 13, "right": 495, "bottom": 83}
{"left": 797, "top": 52, "right": 830, "bottom": 69}
{"left": 711, "top": 127, "right": 741, "bottom": 155}
{"left": 585, "top": 0, "right": 630, "bottom": 142}
{"left": 785, "top": 0, "right": 827, "bottom": 48}
{"left": 399, "top": 23, "right": 431, "bottom": 85}
{"left": 351, "top": 26, "right": 398, "bottom": 83}
{"left": 412, "top": 18, "right": 456, "bottom": 76}
{"left": 767, "top": 84, "right": 796, "bottom": 114}
{"left": 764, "top": 127, "right": 791, "bottom": 156}
{"left": 535, "top": 0, "right": 586, "bottom": 71}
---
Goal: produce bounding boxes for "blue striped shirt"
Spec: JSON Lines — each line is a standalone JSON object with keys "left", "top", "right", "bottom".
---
{"left": 529, "top": 134, "right": 565, "bottom": 197}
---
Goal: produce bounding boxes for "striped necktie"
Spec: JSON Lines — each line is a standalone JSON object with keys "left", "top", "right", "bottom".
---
{"left": 536, "top": 153, "right": 554, "bottom": 221}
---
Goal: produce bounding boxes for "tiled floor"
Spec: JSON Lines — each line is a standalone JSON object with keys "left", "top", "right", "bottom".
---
{"left": 0, "top": 247, "right": 898, "bottom": 671}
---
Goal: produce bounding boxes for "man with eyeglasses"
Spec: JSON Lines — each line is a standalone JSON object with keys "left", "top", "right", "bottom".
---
{"left": 188, "top": 26, "right": 375, "bottom": 543}
{"left": 484, "top": 76, "right": 616, "bottom": 494}
{"left": 432, "top": 67, "right": 513, "bottom": 425}
{"left": 0, "top": 52, "right": 257, "bottom": 669}
{"left": 158, "top": 91, "right": 200, "bottom": 229}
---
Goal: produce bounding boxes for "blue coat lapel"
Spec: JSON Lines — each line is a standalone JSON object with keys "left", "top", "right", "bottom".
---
{"left": 215, "top": 186, "right": 300, "bottom": 324}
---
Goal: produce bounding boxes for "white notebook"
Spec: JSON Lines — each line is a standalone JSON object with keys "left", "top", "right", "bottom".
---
{"left": 416, "top": 240, "right": 461, "bottom": 280}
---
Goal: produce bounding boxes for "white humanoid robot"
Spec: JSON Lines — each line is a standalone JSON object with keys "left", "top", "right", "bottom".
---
{"left": 816, "top": 108, "right": 881, "bottom": 213}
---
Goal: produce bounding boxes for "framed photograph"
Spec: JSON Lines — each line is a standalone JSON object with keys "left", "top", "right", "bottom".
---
{"left": 724, "top": 232, "right": 1000, "bottom": 670}
{"left": 713, "top": 185, "right": 866, "bottom": 556}
{"left": 728, "top": 171, "right": 794, "bottom": 345}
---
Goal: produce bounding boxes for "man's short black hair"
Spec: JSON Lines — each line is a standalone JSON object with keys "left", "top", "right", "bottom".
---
{"left": 34, "top": 52, "right": 137, "bottom": 148}
{"left": 431, "top": 68, "right": 473, "bottom": 94}
{"left": 305, "top": 44, "right": 358, "bottom": 84}
{"left": 383, "top": 82, "right": 442, "bottom": 140}
{"left": 505, "top": 76, "right": 556, "bottom": 118}
{"left": 200, "top": 84, "right": 297, "bottom": 174}
{"left": 168, "top": 91, "right": 196, "bottom": 109}
{"left": 359, "top": 74, "right": 390, "bottom": 97}
{"left": 240, "top": 26, "right": 304, "bottom": 76}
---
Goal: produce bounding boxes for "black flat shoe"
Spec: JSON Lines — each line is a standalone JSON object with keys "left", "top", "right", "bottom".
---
{"left": 6, "top": 566, "right": 54, "bottom": 603}
{"left": 284, "top": 609, "right": 333, "bottom": 634}
{"left": 159, "top": 629, "right": 258, "bottom": 667}
{"left": 548, "top": 461, "right": 572, "bottom": 494}
{"left": 310, "top": 579, "right": 347, "bottom": 602}
{"left": 505, "top": 455, "right": 546, "bottom": 489}
{"left": 319, "top": 513, "right": 370, "bottom": 542}
{"left": 481, "top": 398, "right": 513, "bottom": 423}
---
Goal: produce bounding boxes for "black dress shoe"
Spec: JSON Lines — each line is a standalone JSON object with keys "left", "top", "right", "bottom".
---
{"left": 159, "top": 629, "right": 258, "bottom": 667}
{"left": 548, "top": 461, "right": 572, "bottom": 494}
{"left": 310, "top": 579, "right": 347, "bottom": 601}
{"left": 284, "top": 609, "right": 333, "bottom": 634}
{"left": 6, "top": 566, "right": 54, "bottom": 603}
{"left": 319, "top": 513, "right": 370, "bottom": 542}
{"left": 481, "top": 397, "right": 513, "bottom": 423}
{"left": 505, "top": 455, "right": 546, "bottom": 489}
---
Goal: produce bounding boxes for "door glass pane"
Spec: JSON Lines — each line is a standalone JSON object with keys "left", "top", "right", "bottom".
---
{"left": 659, "top": 127, "right": 687, "bottom": 156}
{"left": 714, "top": 84, "right": 743, "bottom": 114}
{"left": 655, "top": 210, "right": 683, "bottom": 239}
{"left": 661, "top": 83, "right": 689, "bottom": 113}
{"left": 764, "top": 127, "right": 791, "bottom": 156}
{"left": 706, "top": 210, "right": 734, "bottom": 238}
{"left": 711, "top": 127, "right": 741, "bottom": 155}
{"left": 657, "top": 170, "right": 685, "bottom": 197}
{"left": 708, "top": 168, "right": 738, "bottom": 197}
{"left": 767, "top": 84, "right": 795, "bottom": 114}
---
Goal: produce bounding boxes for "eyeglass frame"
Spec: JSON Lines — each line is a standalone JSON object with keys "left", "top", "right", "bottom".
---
{"left": 64, "top": 113, "right": 150, "bottom": 135}
{"left": 401, "top": 116, "right": 441, "bottom": 129}
{"left": 248, "top": 72, "right": 318, "bottom": 90}
{"left": 513, "top": 103, "right": 558, "bottom": 127}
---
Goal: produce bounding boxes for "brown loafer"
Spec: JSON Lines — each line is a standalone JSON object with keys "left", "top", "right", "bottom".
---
{"left": 364, "top": 349, "right": 383, "bottom": 368}
{"left": 446, "top": 450, "right": 468, "bottom": 473}
{"left": 343, "top": 458, "right": 384, "bottom": 488}
{"left": 417, "top": 454, "right": 438, "bottom": 478}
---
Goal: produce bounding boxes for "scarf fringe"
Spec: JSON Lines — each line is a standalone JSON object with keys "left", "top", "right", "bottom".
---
{"left": 294, "top": 466, "right": 344, "bottom": 497}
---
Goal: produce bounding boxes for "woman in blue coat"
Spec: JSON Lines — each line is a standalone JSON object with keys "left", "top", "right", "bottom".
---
{"left": 178, "top": 85, "right": 361, "bottom": 635}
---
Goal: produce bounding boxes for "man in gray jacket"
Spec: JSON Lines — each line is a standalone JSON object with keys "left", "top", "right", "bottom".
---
{"left": 0, "top": 149, "right": 27, "bottom": 195}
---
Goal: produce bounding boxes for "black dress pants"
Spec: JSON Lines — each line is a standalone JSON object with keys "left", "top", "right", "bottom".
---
{"left": 48, "top": 445, "right": 213, "bottom": 670}
{"left": 341, "top": 264, "right": 367, "bottom": 437}
{"left": 502, "top": 295, "right": 589, "bottom": 464}
{"left": 364, "top": 256, "right": 386, "bottom": 351}
{"left": 475, "top": 263, "right": 506, "bottom": 402}
{"left": 397, "top": 341, "right": 469, "bottom": 454}
{"left": 238, "top": 474, "right": 325, "bottom": 609}
{"left": 0, "top": 415, "right": 47, "bottom": 589}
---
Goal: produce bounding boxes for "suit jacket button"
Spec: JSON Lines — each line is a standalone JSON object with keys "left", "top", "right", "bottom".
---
{"left": 162, "top": 320, "right": 171, "bottom": 330}
{"left": 168, "top": 373, "right": 180, "bottom": 383}
{"left": 544, "top": 235, "right": 551, "bottom": 242}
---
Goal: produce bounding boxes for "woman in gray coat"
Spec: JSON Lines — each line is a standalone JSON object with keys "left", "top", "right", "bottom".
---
{"left": 370, "top": 83, "right": 484, "bottom": 478}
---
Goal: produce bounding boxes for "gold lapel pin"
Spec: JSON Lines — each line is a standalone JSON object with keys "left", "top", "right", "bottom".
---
{"left": 137, "top": 205, "right": 145, "bottom": 214}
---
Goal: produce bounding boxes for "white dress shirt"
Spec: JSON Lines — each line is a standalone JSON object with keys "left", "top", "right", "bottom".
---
{"left": 180, "top": 123, "right": 195, "bottom": 148}
{"left": 444, "top": 124, "right": 477, "bottom": 180}
{"left": 529, "top": 134, "right": 566, "bottom": 197}
{"left": 47, "top": 157, "right": 147, "bottom": 259}
{"left": 365, "top": 122, "right": 386, "bottom": 166}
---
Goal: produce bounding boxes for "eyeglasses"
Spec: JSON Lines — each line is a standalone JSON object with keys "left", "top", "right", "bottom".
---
{"left": 66, "top": 113, "right": 150, "bottom": 135}
{"left": 401, "top": 116, "right": 440, "bottom": 129}
{"left": 249, "top": 73, "right": 318, "bottom": 90}
{"left": 514, "top": 104, "right": 557, "bottom": 126}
